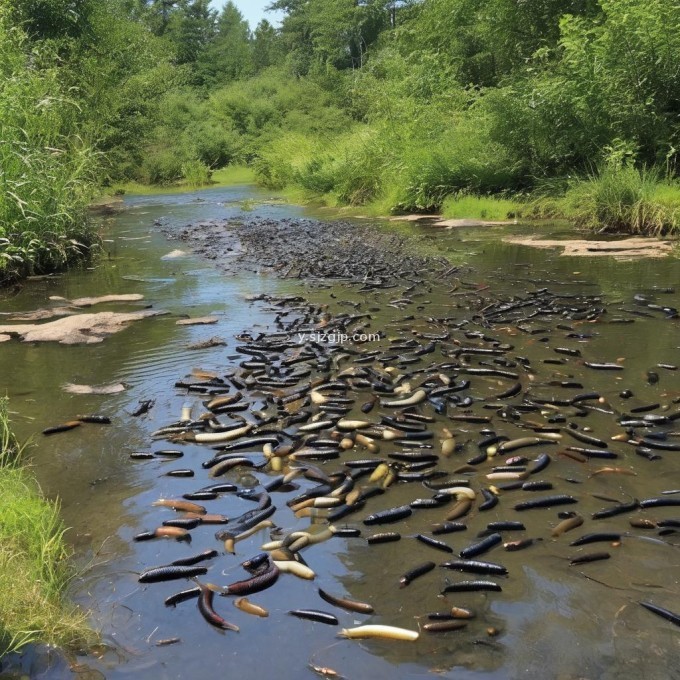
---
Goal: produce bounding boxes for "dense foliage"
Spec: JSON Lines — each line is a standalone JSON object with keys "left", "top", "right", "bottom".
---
{"left": 0, "top": 0, "right": 178, "bottom": 281}
{"left": 1, "top": 0, "right": 679, "bottom": 274}
{"left": 146, "top": 0, "right": 679, "bottom": 232}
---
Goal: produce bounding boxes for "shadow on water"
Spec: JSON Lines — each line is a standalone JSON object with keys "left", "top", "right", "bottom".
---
{"left": 0, "top": 184, "right": 678, "bottom": 679}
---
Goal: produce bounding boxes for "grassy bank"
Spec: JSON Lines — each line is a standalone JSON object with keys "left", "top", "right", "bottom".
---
{"left": 441, "top": 194, "right": 523, "bottom": 221}
{"left": 244, "top": 152, "right": 680, "bottom": 236}
{"left": 5, "top": 0, "right": 680, "bottom": 278}
{"left": 230, "top": 72, "right": 680, "bottom": 235}
{"left": 405, "top": 166, "right": 680, "bottom": 234}
{"left": 105, "top": 164, "right": 257, "bottom": 197}
{"left": 0, "top": 9, "right": 99, "bottom": 286}
{"left": 529, "top": 167, "right": 680, "bottom": 236}
{"left": 0, "top": 399, "right": 92, "bottom": 656}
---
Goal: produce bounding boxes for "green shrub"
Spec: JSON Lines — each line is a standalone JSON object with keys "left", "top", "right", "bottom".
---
{"left": 254, "top": 132, "right": 319, "bottom": 189}
{"left": 182, "top": 159, "right": 212, "bottom": 187}
{"left": 296, "top": 128, "right": 388, "bottom": 204}
{"left": 189, "top": 122, "right": 243, "bottom": 168}
{"left": 138, "top": 148, "right": 186, "bottom": 185}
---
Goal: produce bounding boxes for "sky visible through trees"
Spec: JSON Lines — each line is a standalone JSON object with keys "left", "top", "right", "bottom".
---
{"left": 209, "top": 0, "right": 283, "bottom": 28}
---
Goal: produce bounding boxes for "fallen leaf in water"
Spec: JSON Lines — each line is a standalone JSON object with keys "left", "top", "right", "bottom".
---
{"left": 155, "top": 637, "right": 181, "bottom": 647}
{"left": 191, "top": 368, "right": 219, "bottom": 380}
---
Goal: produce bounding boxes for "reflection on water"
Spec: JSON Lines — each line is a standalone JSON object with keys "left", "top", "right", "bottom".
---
{"left": 0, "top": 184, "right": 678, "bottom": 679}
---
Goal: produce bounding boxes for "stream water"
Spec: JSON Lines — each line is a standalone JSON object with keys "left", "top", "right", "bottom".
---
{"left": 0, "top": 184, "right": 678, "bottom": 680}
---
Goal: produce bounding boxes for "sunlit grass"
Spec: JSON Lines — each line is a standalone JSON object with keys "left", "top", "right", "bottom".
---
{"left": 527, "top": 165, "right": 680, "bottom": 235}
{"left": 0, "top": 399, "right": 94, "bottom": 656}
{"left": 441, "top": 193, "right": 522, "bottom": 220}
{"left": 106, "top": 164, "right": 257, "bottom": 196}
{"left": 181, "top": 160, "right": 212, "bottom": 188}
{"left": 210, "top": 165, "right": 256, "bottom": 185}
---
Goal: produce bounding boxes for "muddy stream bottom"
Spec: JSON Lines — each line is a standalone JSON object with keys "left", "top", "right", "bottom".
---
{"left": 0, "top": 185, "right": 678, "bottom": 680}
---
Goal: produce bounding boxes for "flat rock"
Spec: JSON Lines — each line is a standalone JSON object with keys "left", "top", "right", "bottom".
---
{"left": 62, "top": 382, "right": 128, "bottom": 395}
{"left": 503, "top": 236, "right": 673, "bottom": 259}
{"left": 0, "top": 310, "right": 166, "bottom": 344}
{"left": 187, "top": 336, "right": 227, "bottom": 350}
{"left": 161, "top": 249, "right": 188, "bottom": 260}
{"left": 0, "top": 334, "right": 11, "bottom": 342}
{"left": 49, "top": 294, "right": 145, "bottom": 307}
{"left": 8, "top": 306, "right": 78, "bottom": 322}
{"left": 389, "top": 214, "right": 442, "bottom": 222}
{"left": 88, "top": 196, "right": 124, "bottom": 215}
{"left": 387, "top": 215, "right": 514, "bottom": 227}
{"left": 176, "top": 316, "right": 219, "bottom": 326}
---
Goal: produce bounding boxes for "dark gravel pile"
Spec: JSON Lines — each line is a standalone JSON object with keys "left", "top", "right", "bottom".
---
{"left": 169, "top": 217, "right": 448, "bottom": 283}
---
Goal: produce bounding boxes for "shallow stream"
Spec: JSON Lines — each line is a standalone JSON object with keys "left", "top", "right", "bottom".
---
{"left": 0, "top": 185, "right": 678, "bottom": 680}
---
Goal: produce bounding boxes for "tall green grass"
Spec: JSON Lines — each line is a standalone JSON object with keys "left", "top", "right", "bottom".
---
{"left": 561, "top": 165, "right": 680, "bottom": 235}
{"left": 0, "top": 399, "right": 93, "bottom": 656}
{"left": 527, "top": 165, "right": 680, "bottom": 235}
{"left": 181, "top": 160, "right": 212, "bottom": 188}
{"left": 0, "top": 10, "right": 98, "bottom": 284}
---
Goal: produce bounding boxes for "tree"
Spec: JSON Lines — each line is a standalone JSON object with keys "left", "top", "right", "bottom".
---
{"left": 253, "top": 19, "right": 281, "bottom": 72}
{"left": 5, "top": 0, "right": 96, "bottom": 41}
{"left": 136, "top": 0, "right": 181, "bottom": 36}
{"left": 269, "top": 0, "right": 393, "bottom": 72}
{"left": 408, "top": 0, "right": 601, "bottom": 87}
{"left": 165, "top": 0, "right": 216, "bottom": 66}
{"left": 196, "top": 1, "right": 253, "bottom": 86}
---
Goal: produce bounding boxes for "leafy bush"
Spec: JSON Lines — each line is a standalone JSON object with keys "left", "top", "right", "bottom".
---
{"left": 182, "top": 159, "right": 212, "bottom": 187}
{"left": 189, "top": 122, "right": 242, "bottom": 168}
{"left": 254, "top": 132, "right": 319, "bottom": 189}
{"left": 441, "top": 193, "right": 522, "bottom": 220}
{"left": 138, "top": 148, "right": 187, "bottom": 185}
